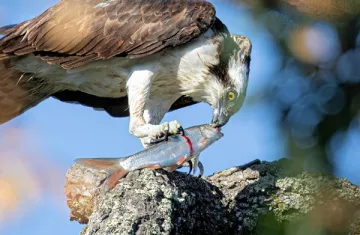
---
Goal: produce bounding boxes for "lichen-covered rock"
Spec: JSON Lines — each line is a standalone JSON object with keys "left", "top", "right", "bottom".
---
{"left": 270, "top": 172, "right": 360, "bottom": 233}
{"left": 65, "top": 164, "right": 107, "bottom": 224}
{"left": 81, "top": 169, "right": 231, "bottom": 235}
{"left": 65, "top": 159, "right": 360, "bottom": 235}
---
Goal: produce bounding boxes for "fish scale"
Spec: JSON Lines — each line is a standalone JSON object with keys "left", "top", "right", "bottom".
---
{"left": 121, "top": 135, "right": 192, "bottom": 171}
{"left": 75, "top": 124, "right": 223, "bottom": 189}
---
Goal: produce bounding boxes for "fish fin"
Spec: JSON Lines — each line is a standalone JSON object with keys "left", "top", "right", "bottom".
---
{"left": 75, "top": 158, "right": 122, "bottom": 175}
{"left": 147, "top": 165, "right": 162, "bottom": 170}
{"left": 166, "top": 165, "right": 178, "bottom": 172}
{"left": 176, "top": 156, "right": 188, "bottom": 166}
{"left": 75, "top": 158, "right": 129, "bottom": 190}
{"left": 106, "top": 168, "right": 129, "bottom": 190}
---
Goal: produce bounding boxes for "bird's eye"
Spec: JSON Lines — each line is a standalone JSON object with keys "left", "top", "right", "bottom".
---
{"left": 228, "top": 91, "right": 235, "bottom": 101}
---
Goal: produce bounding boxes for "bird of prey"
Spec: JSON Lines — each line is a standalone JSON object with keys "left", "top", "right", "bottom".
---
{"left": 0, "top": 0, "right": 252, "bottom": 147}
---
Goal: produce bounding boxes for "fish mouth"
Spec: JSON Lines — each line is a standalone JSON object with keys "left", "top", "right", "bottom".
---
{"left": 215, "top": 127, "right": 224, "bottom": 137}
{"left": 201, "top": 125, "right": 224, "bottom": 139}
{"left": 219, "top": 131, "right": 224, "bottom": 137}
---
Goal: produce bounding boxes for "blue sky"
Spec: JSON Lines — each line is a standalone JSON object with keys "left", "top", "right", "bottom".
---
{"left": 0, "top": 1, "right": 358, "bottom": 235}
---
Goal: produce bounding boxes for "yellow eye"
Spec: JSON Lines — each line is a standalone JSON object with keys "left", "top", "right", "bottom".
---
{"left": 228, "top": 91, "right": 235, "bottom": 101}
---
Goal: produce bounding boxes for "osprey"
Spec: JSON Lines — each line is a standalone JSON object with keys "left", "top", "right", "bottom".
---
{"left": 0, "top": 0, "right": 252, "bottom": 147}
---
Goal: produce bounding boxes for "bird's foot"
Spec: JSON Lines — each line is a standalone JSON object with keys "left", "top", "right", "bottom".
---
{"left": 168, "top": 120, "right": 185, "bottom": 136}
{"left": 149, "top": 122, "right": 170, "bottom": 144}
{"left": 135, "top": 121, "right": 184, "bottom": 147}
{"left": 148, "top": 120, "right": 184, "bottom": 144}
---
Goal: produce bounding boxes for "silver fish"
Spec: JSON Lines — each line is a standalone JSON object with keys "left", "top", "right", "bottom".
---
{"left": 75, "top": 124, "right": 223, "bottom": 189}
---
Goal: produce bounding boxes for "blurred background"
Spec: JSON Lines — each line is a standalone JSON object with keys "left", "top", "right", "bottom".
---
{"left": 0, "top": 0, "right": 359, "bottom": 234}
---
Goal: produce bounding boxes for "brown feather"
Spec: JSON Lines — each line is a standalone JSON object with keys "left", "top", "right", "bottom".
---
{"left": 0, "top": 54, "right": 13, "bottom": 61}
{"left": 0, "top": 60, "right": 56, "bottom": 124}
{"left": 61, "top": 54, "right": 99, "bottom": 69}
{"left": 14, "top": 46, "right": 36, "bottom": 55}
{"left": 0, "top": 0, "right": 216, "bottom": 69}
{"left": 38, "top": 55, "right": 75, "bottom": 65}
{"left": 0, "top": 25, "right": 17, "bottom": 35}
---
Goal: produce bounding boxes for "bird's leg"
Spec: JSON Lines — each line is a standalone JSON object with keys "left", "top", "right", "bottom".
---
{"left": 127, "top": 69, "right": 184, "bottom": 146}
{"left": 127, "top": 69, "right": 166, "bottom": 142}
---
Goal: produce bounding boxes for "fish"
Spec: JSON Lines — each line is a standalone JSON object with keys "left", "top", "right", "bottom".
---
{"left": 75, "top": 124, "right": 223, "bottom": 189}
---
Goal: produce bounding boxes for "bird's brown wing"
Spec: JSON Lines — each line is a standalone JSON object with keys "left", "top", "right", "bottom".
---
{"left": 0, "top": 0, "right": 216, "bottom": 69}
{"left": 0, "top": 24, "right": 16, "bottom": 34}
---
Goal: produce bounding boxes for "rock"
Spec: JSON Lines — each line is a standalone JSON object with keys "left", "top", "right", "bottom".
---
{"left": 65, "top": 159, "right": 360, "bottom": 235}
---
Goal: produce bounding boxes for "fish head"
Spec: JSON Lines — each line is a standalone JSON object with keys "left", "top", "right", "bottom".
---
{"left": 199, "top": 125, "right": 224, "bottom": 146}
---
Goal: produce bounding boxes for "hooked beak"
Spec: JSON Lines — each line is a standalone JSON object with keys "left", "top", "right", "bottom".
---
{"left": 211, "top": 106, "right": 230, "bottom": 128}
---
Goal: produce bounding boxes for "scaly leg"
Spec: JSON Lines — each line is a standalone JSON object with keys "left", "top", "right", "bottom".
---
{"left": 127, "top": 69, "right": 183, "bottom": 145}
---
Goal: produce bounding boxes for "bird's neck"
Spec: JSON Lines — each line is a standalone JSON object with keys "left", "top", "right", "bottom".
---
{"left": 172, "top": 29, "right": 226, "bottom": 107}
{"left": 179, "top": 75, "right": 222, "bottom": 108}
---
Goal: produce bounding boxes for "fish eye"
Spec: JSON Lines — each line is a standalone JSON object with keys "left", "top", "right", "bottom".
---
{"left": 228, "top": 91, "right": 236, "bottom": 101}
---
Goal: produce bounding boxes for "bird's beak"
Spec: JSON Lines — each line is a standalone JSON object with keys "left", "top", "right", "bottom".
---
{"left": 211, "top": 105, "right": 230, "bottom": 128}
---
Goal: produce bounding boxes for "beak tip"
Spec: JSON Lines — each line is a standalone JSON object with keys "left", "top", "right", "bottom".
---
{"left": 211, "top": 109, "right": 229, "bottom": 127}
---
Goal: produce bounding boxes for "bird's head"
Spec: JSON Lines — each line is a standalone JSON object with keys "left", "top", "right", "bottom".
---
{"left": 205, "top": 35, "right": 252, "bottom": 127}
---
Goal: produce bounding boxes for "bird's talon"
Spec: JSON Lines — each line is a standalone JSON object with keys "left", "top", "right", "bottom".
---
{"left": 149, "top": 135, "right": 167, "bottom": 144}
{"left": 149, "top": 125, "right": 170, "bottom": 144}
{"left": 175, "top": 122, "right": 185, "bottom": 135}
{"left": 168, "top": 120, "right": 185, "bottom": 136}
{"left": 197, "top": 161, "right": 204, "bottom": 178}
{"left": 164, "top": 129, "right": 169, "bottom": 141}
{"left": 146, "top": 121, "right": 186, "bottom": 145}
{"left": 178, "top": 126, "right": 185, "bottom": 136}
{"left": 186, "top": 160, "right": 193, "bottom": 175}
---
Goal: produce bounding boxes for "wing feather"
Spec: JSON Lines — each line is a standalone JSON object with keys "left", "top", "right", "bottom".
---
{"left": 0, "top": 0, "right": 216, "bottom": 69}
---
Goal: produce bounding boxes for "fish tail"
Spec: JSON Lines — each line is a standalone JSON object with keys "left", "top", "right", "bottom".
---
{"left": 75, "top": 158, "right": 129, "bottom": 190}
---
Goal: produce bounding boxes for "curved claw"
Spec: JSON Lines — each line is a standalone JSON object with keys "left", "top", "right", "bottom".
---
{"left": 197, "top": 161, "right": 204, "bottom": 178}
{"left": 178, "top": 159, "right": 204, "bottom": 177}
{"left": 148, "top": 121, "right": 184, "bottom": 143}
{"left": 168, "top": 120, "right": 184, "bottom": 136}
{"left": 149, "top": 129, "right": 169, "bottom": 144}
{"left": 186, "top": 160, "right": 193, "bottom": 175}
{"left": 177, "top": 126, "right": 185, "bottom": 136}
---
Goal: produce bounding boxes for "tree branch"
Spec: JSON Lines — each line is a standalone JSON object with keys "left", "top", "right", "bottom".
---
{"left": 65, "top": 159, "right": 360, "bottom": 234}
